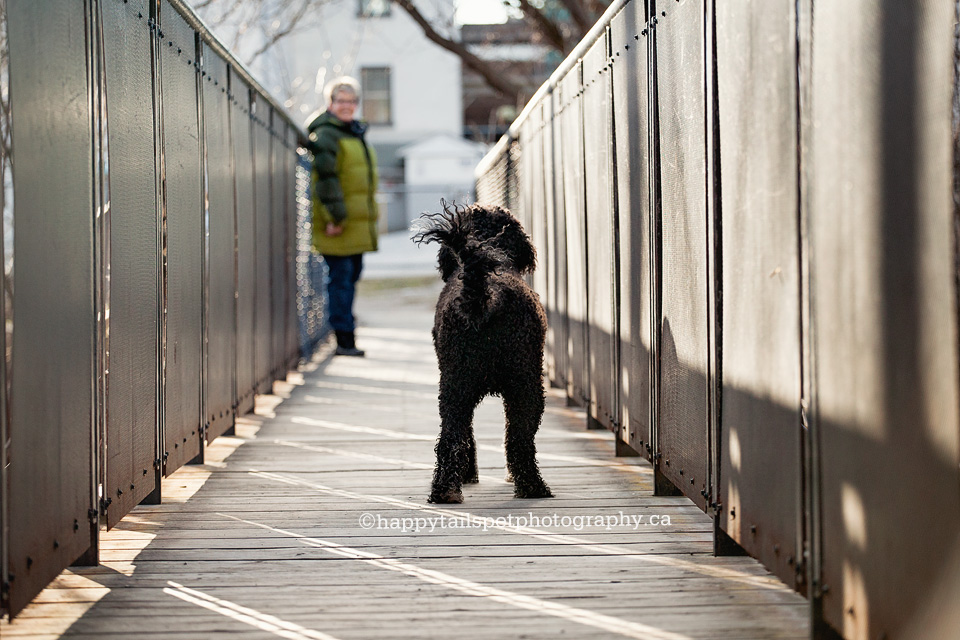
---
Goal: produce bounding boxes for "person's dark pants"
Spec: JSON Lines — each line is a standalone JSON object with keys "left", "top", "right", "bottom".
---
{"left": 323, "top": 254, "right": 363, "bottom": 333}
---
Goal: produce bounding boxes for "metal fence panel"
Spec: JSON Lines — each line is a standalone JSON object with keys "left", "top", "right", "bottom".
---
{"left": 583, "top": 36, "right": 618, "bottom": 430}
{"left": 204, "top": 49, "right": 236, "bottom": 442}
{"left": 161, "top": 2, "right": 203, "bottom": 474}
{"left": 271, "top": 113, "right": 289, "bottom": 379}
{"left": 655, "top": 0, "right": 709, "bottom": 510}
{"left": 541, "top": 96, "right": 559, "bottom": 386}
{"left": 101, "top": 0, "right": 161, "bottom": 527}
{"left": 560, "top": 66, "right": 589, "bottom": 406}
{"left": 232, "top": 75, "right": 257, "bottom": 417}
{"left": 716, "top": 0, "right": 802, "bottom": 588}
{"left": 253, "top": 95, "right": 274, "bottom": 395}
{"left": 285, "top": 127, "right": 300, "bottom": 366}
{"left": 808, "top": 1, "right": 960, "bottom": 636}
{"left": 5, "top": 0, "right": 95, "bottom": 616}
{"left": 295, "top": 157, "right": 326, "bottom": 355}
{"left": 525, "top": 107, "right": 549, "bottom": 299}
{"left": 547, "top": 89, "right": 569, "bottom": 390}
{"left": 612, "top": 1, "right": 652, "bottom": 456}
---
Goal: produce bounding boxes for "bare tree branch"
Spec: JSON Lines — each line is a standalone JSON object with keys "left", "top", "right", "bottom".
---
{"left": 513, "top": 0, "right": 568, "bottom": 54}
{"left": 392, "top": 0, "right": 524, "bottom": 101}
{"left": 246, "top": 0, "right": 313, "bottom": 63}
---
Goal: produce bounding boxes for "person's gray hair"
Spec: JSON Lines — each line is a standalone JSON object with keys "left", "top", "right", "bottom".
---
{"left": 324, "top": 76, "right": 361, "bottom": 106}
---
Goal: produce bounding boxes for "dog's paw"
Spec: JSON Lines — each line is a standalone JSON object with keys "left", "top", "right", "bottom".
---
{"left": 514, "top": 483, "right": 553, "bottom": 499}
{"left": 428, "top": 488, "right": 464, "bottom": 504}
{"left": 504, "top": 470, "right": 514, "bottom": 484}
{"left": 462, "top": 475, "right": 480, "bottom": 485}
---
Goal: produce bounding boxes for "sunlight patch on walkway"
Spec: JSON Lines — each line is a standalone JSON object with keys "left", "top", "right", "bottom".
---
{"left": 220, "top": 514, "right": 691, "bottom": 640}
{"left": 164, "top": 581, "right": 341, "bottom": 640}
{"left": 247, "top": 470, "right": 783, "bottom": 590}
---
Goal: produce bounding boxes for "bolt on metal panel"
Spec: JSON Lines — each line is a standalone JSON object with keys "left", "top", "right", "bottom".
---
{"left": 203, "top": 48, "right": 237, "bottom": 442}
{"left": 160, "top": 1, "right": 203, "bottom": 474}
{"left": 654, "top": 0, "right": 710, "bottom": 511}
{"left": 100, "top": 0, "right": 162, "bottom": 528}
{"left": 5, "top": 0, "right": 96, "bottom": 617}
{"left": 715, "top": 0, "right": 803, "bottom": 590}
{"left": 611, "top": 0, "right": 653, "bottom": 457}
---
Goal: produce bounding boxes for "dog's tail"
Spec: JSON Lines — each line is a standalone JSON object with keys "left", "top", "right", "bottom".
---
{"left": 413, "top": 202, "right": 507, "bottom": 324}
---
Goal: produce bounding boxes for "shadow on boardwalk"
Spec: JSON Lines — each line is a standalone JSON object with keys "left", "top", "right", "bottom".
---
{"left": 1, "top": 280, "right": 808, "bottom": 639}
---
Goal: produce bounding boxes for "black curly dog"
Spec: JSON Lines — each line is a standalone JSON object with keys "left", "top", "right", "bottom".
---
{"left": 415, "top": 203, "right": 553, "bottom": 504}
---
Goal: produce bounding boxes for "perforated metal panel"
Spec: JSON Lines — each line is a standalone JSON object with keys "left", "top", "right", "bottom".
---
{"left": 232, "top": 74, "right": 257, "bottom": 417}
{"left": 560, "top": 66, "right": 589, "bottom": 406}
{"left": 524, "top": 107, "right": 549, "bottom": 300}
{"left": 161, "top": 2, "right": 203, "bottom": 474}
{"left": 612, "top": 1, "right": 652, "bottom": 457}
{"left": 548, "top": 89, "right": 569, "bottom": 390}
{"left": 285, "top": 127, "right": 300, "bottom": 368}
{"left": 6, "top": 0, "right": 95, "bottom": 616}
{"left": 253, "top": 95, "right": 274, "bottom": 395}
{"left": 101, "top": 0, "right": 161, "bottom": 527}
{"left": 808, "top": 1, "right": 960, "bottom": 636}
{"left": 655, "top": 0, "right": 709, "bottom": 510}
{"left": 716, "top": 0, "right": 802, "bottom": 589}
{"left": 270, "top": 113, "right": 288, "bottom": 380}
{"left": 204, "top": 49, "right": 237, "bottom": 442}
{"left": 583, "top": 35, "right": 618, "bottom": 430}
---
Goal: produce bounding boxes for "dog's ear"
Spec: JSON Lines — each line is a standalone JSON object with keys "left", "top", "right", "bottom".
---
{"left": 436, "top": 246, "right": 459, "bottom": 281}
{"left": 500, "top": 216, "right": 537, "bottom": 275}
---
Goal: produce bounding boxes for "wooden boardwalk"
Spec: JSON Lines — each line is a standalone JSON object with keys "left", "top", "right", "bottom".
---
{"left": 2, "top": 279, "right": 809, "bottom": 639}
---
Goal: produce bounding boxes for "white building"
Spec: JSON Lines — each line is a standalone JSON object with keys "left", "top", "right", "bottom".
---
{"left": 198, "top": 0, "right": 471, "bottom": 230}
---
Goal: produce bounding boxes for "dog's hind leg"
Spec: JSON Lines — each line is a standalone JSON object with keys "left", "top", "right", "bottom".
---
{"left": 503, "top": 380, "right": 553, "bottom": 499}
{"left": 462, "top": 431, "right": 479, "bottom": 484}
{"left": 429, "top": 384, "right": 481, "bottom": 504}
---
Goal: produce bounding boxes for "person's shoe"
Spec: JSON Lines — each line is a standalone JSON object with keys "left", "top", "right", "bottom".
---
{"left": 334, "top": 330, "right": 365, "bottom": 357}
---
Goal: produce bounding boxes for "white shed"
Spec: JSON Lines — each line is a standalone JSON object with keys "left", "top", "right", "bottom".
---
{"left": 398, "top": 135, "right": 489, "bottom": 225}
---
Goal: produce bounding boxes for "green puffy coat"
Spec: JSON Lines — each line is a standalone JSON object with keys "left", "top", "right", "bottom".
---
{"left": 307, "top": 111, "right": 379, "bottom": 256}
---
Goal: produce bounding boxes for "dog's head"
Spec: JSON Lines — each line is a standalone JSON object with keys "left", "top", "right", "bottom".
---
{"left": 431, "top": 204, "right": 536, "bottom": 281}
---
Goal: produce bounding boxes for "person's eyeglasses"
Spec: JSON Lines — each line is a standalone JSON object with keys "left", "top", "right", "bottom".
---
{"left": 333, "top": 98, "right": 359, "bottom": 105}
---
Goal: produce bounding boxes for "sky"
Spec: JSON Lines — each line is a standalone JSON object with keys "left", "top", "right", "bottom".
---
{"left": 455, "top": 0, "right": 509, "bottom": 25}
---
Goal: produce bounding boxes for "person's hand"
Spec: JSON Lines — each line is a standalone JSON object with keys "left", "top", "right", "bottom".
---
{"left": 325, "top": 223, "right": 344, "bottom": 237}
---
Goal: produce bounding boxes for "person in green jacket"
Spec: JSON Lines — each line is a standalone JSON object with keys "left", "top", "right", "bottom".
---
{"left": 305, "top": 76, "right": 379, "bottom": 357}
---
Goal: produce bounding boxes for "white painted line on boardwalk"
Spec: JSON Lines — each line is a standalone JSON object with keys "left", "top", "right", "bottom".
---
{"left": 314, "top": 380, "right": 438, "bottom": 400}
{"left": 289, "top": 416, "right": 648, "bottom": 474}
{"left": 248, "top": 469, "right": 781, "bottom": 589}
{"left": 291, "top": 416, "right": 433, "bottom": 441}
{"left": 220, "top": 514, "right": 690, "bottom": 640}
{"left": 163, "top": 581, "right": 340, "bottom": 640}
{"left": 275, "top": 440, "right": 508, "bottom": 485}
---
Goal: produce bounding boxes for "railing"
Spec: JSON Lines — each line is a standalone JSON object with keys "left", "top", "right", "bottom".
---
{"left": 0, "top": 0, "right": 325, "bottom": 617}
{"left": 477, "top": 0, "right": 960, "bottom": 638}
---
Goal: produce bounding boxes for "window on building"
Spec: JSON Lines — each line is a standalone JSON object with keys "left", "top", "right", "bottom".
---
{"left": 358, "top": 0, "right": 391, "bottom": 18}
{"left": 361, "top": 67, "right": 391, "bottom": 125}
